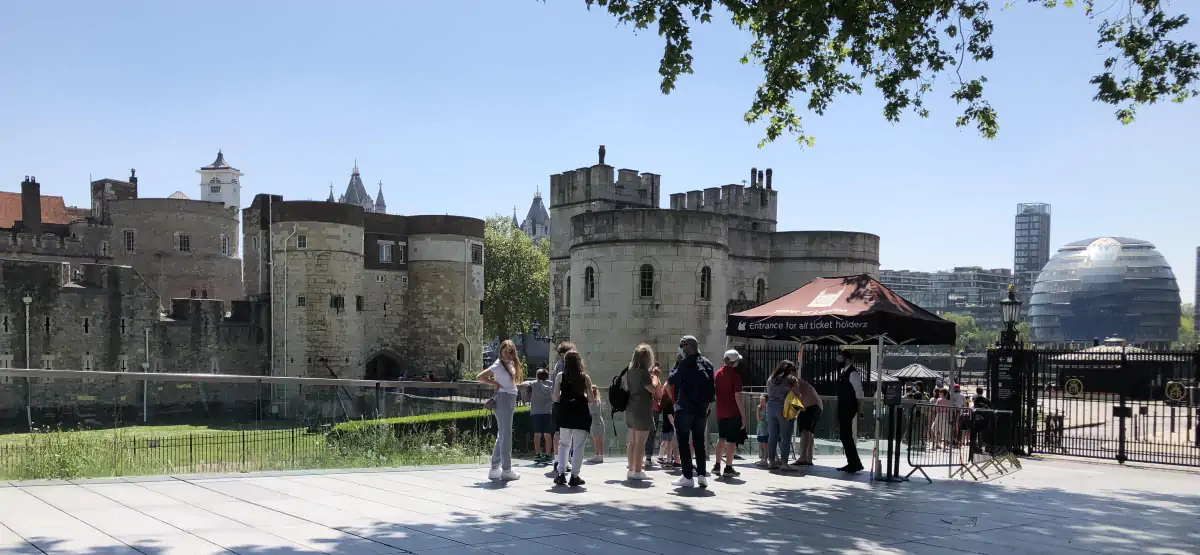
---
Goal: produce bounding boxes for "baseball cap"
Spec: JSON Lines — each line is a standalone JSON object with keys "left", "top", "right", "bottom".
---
{"left": 952, "top": 384, "right": 961, "bottom": 390}
{"left": 723, "top": 349, "right": 742, "bottom": 362}
{"left": 680, "top": 335, "right": 699, "bottom": 349}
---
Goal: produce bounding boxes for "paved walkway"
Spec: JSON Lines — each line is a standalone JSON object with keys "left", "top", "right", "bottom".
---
{"left": 1, "top": 453, "right": 1197, "bottom": 554}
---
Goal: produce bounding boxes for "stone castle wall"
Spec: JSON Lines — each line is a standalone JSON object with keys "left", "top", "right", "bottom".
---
{"left": 405, "top": 227, "right": 484, "bottom": 379}
{"left": 109, "top": 198, "right": 242, "bottom": 303}
{"left": 568, "top": 209, "right": 731, "bottom": 382}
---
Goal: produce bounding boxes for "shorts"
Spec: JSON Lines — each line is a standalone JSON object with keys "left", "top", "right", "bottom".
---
{"left": 757, "top": 435, "right": 769, "bottom": 444}
{"left": 717, "top": 416, "right": 743, "bottom": 441}
{"left": 797, "top": 406, "right": 822, "bottom": 432}
{"left": 660, "top": 431, "right": 675, "bottom": 442}
{"left": 531, "top": 413, "right": 555, "bottom": 434}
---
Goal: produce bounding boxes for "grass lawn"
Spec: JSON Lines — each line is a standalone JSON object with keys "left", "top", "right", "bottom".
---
{"left": 0, "top": 421, "right": 494, "bottom": 481}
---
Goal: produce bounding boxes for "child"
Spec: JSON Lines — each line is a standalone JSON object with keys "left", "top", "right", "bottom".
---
{"left": 755, "top": 394, "right": 769, "bottom": 467}
{"left": 657, "top": 386, "right": 679, "bottom": 467}
{"left": 588, "top": 385, "right": 605, "bottom": 463}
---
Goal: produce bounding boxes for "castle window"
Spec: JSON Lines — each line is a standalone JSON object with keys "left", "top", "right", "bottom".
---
{"left": 297, "top": 234, "right": 307, "bottom": 249}
{"left": 221, "top": 235, "right": 230, "bottom": 256}
{"left": 210, "top": 185, "right": 221, "bottom": 194}
{"left": 331, "top": 295, "right": 345, "bottom": 314}
{"left": 756, "top": 279, "right": 766, "bottom": 304}
{"left": 41, "top": 354, "right": 54, "bottom": 370}
{"left": 584, "top": 267, "right": 596, "bottom": 301}
{"left": 397, "top": 242, "right": 406, "bottom": 263}
{"left": 471, "top": 243, "right": 483, "bottom": 265}
{"left": 201, "top": 290, "right": 209, "bottom": 299}
{"left": 700, "top": 266, "right": 712, "bottom": 301}
{"left": 457, "top": 343, "right": 465, "bottom": 363}
{"left": 83, "top": 317, "right": 90, "bottom": 334}
{"left": 120, "top": 318, "right": 127, "bottom": 335}
{"left": 175, "top": 233, "right": 192, "bottom": 252}
{"left": 44, "top": 317, "right": 50, "bottom": 335}
{"left": 376, "top": 275, "right": 385, "bottom": 283}
{"left": 380, "top": 243, "right": 393, "bottom": 263}
{"left": 0, "top": 355, "right": 12, "bottom": 369}
{"left": 123, "top": 229, "right": 136, "bottom": 253}
{"left": 297, "top": 296, "right": 306, "bottom": 307}
{"left": 2, "top": 315, "right": 8, "bottom": 333}
{"left": 355, "top": 295, "right": 364, "bottom": 311}
{"left": 210, "top": 357, "right": 219, "bottom": 373}
{"left": 565, "top": 277, "right": 571, "bottom": 307}
{"left": 639, "top": 264, "right": 655, "bottom": 298}
{"left": 253, "top": 235, "right": 259, "bottom": 251}
{"left": 100, "top": 241, "right": 110, "bottom": 257}
{"left": 82, "top": 353, "right": 94, "bottom": 371}
{"left": 190, "top": 289, "right": 197, "bottom": 298}
{"left": 118, "top": 355, "right": 128, "bottom": 372}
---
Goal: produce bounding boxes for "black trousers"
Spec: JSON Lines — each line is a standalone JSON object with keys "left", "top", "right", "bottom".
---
{"left": 838, "top": 407, "right": 863, "bottom": 469}
{"left": 675, "top": 405, "right": 709, "bottom": 479}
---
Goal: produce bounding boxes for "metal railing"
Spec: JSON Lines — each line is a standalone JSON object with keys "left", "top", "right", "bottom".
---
{"left": 905, "top": 403, "right": 1019, "bottom": 483}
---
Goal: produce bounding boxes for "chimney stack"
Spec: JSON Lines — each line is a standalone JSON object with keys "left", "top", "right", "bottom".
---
{"left": 21, "top": 176, "right": 42, "bottom": 236}
{"left": 750, "top": 167, "right": 758, "bottom": 187}
{"left": 757, "top": 170, "right": 764, "bottom": 187}
{"left": 129, "top": 168, "right": 138, "bottom": 186}
{"left": 765, "top": 168, "right": 773, "bottom": 190}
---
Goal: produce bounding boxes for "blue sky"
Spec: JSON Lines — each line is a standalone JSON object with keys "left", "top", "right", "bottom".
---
{"left": 2, "top": 2, "right": 1197, "bottom": 303}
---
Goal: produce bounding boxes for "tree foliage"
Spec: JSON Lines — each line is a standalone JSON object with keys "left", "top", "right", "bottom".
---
{"left": 1177, "top": 303, "right": 1195, "bottom": 349}
{"left": 942, "top": 313, "right": 998, "bottom": 351}
{"left": 483, "top": 216, "right": 550, "bottom": 344}
{"left": 583, "top": 0, "right": 1198, "bottom": 146}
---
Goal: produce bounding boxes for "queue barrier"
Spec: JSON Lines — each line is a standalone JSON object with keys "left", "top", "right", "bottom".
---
{"left": 905, "top": 403, "right": 1021, "bottom": 483}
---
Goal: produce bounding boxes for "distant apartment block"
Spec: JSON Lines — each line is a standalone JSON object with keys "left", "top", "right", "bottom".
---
{"left": 1014, "top": 203, "right": 1051, "bottom": 301}
{"left": 881, "top": 266, "right": 1013, "bottom": 330}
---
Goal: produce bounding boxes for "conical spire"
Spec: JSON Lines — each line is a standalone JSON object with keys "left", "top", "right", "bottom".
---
{"left": 511, "top": 205, "right": 519, "bottom": 228}
{"left": 326, "top": 182, "right": 335, "bottom": 202}
{"left": 374, "top": 180, "right": 387, "bottom": 213}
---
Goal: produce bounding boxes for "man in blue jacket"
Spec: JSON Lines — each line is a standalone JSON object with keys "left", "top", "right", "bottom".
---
{"left": 667, "top": 335, "right": 716, "bottom": 489}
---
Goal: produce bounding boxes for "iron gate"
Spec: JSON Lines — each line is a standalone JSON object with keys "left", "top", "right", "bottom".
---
{"left": 990, "top": 346, "right": 1200, "bottom": 467}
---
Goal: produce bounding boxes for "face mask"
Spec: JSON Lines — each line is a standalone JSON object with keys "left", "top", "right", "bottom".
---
{"left": 678, "top": 347, "right": 685, "bottom": 358}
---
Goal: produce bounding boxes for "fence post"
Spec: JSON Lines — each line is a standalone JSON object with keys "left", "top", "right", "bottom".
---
{"left": 241, "top": 428, "right": 247, "bottom": 467}
{"left": 291, "top": 427, "right": 296, "bottom": 465}
{"left": 189, "top": 433, "right": 194, "bottom": 469}
{"left": 1117, "top": 349, "right": 1128, "bottom": 464}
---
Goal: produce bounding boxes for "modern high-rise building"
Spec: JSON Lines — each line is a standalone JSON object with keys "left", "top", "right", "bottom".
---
{"left": 880, "top": 266, "right": 1012, "bottom": 330}
{"left": 1014, "top": 203, "right": 1051, "bottom": 301}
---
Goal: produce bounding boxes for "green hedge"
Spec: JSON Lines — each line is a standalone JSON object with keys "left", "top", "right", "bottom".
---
{"left": 327, "top": 406, "right": 532, "bottom": 448}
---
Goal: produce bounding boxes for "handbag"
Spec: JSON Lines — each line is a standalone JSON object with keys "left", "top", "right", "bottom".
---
{"left": 782, "top": 392, "right": 805, "bottom": 421}
{"left": 484, "top": 394, "right": 497, "bottom": 411}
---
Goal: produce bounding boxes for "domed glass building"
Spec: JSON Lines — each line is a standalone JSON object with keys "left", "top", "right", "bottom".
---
{"left": 1029, "top": 237, "right": 1181, "bottom": 349}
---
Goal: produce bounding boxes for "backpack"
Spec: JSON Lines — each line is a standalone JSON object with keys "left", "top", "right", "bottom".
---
{"left": 608, "top": 366, "right": 630, "bottom": 435}
{"left": 691, "top": 357, "right": 716, "bottom": 405}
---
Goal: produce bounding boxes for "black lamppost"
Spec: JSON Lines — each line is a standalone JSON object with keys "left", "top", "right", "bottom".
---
{"left": 999, "top": 284, "right": 1023, "bottom": 348}
{"left": 955, "top": 350, "right": 967, "bottom": 384}
{"left": 530, "top": 321, "right": 541, "bottom": 340}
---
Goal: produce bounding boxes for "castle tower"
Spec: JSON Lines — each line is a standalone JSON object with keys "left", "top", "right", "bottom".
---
{"left": 197, "top": 150, "right": 243, "bottom": 212}
{"left": 339, "top": 162, "right": 376, "bottom": 213}
{"left": 374, "top": 181, "right": 387, "bottom": 214}
{"left": 520, "top": 189, "right": 550, "bottom": 243}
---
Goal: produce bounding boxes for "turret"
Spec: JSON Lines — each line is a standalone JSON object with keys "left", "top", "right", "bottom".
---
{"left": 374, "top": 181, "right": 387, "bottom": 214}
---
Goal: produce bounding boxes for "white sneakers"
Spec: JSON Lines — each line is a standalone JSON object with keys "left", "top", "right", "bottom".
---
{"left": 590, "top": 455, "right": 604, "bottom": 463}
{"left": 672, "top": 474, "right": 708, "bottom": 488}
{"left": 489, "top": 468, "right": 521, "bottom": 481}
{"left": 627, "top": 471, "right": 649, "bottom": 481}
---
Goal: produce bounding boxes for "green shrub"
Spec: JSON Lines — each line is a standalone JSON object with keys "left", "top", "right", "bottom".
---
{"left": 327, "top": 406, "right": 532, "bottom": 449}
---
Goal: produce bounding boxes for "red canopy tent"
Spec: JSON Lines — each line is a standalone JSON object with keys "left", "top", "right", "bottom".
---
{"left": 727, "top": 274, "right": 956, "bottom": 481}
{"left": 726, "top": 274, "right": 955, "bottom": 346}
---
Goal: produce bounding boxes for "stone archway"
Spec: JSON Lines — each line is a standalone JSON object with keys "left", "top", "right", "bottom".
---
{"left": 364, "top": 351, "right": 403, "bottom": 381}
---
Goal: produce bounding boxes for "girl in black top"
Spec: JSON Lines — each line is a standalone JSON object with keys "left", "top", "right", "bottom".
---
{"left": 552, "top": 351, "right": 592, "bottom": 487}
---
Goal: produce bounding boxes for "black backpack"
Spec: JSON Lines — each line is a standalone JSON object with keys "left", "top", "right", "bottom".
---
{"left": 692, "top": 357, "right": 716, "bottom": 405}
{"left": 608, "top": 366, "right": 630, "bottom": 434}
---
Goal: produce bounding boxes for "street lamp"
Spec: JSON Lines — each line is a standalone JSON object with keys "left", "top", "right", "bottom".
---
{"left": 955, "top": 349, "right": 967, "bottom": 384}
{"left": 999, "top": 284, "right": 1023, "bottom": 348}
{"left": 530, "top": 321, "right": 541, "bottom": 340}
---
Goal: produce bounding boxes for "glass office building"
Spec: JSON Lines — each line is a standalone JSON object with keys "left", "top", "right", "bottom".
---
{"left": 1014, "top": 203, "right": 1051, "bottom": 302}
{"left": 1029, "top": 237, "right": 1181, "bottom": 349}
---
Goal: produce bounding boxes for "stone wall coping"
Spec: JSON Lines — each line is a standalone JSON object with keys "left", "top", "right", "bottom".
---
{"left": 0, "top": 368, "right": 495, "bottom": 390}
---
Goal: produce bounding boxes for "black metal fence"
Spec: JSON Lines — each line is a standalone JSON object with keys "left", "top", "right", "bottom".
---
{"left": 905, "top": 403, "right": 1019, "bottom": 483}
{"left": 991, "top": 346, "right": 1200, "bottom": 468}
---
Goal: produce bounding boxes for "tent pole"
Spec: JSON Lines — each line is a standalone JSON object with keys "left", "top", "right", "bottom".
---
{"left": 872, "top": 335, "right": 884, "bottom": 481}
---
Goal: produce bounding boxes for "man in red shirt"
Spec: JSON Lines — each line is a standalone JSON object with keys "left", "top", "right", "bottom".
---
{"left": 712, "top": 349, "right": 745, "bottom": 478}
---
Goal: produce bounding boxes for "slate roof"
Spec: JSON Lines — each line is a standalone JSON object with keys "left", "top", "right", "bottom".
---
{"left": 521, "top": 191, "right": 549, "bottom": 229}
{"left": 342, "top": 165, "right": 372, "bottom": 207}
{"left": 200, "top": 150, "right": 238, "bottom": 171}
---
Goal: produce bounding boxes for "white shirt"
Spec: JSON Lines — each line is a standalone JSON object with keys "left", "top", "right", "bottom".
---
{"left": 846, "top": 366, "right": 864, "bottom": 400}
{"left": 488, "top": 359, "right": 518, "bottom": 395}
{"left": 950, "top": 392, "right": 967, "bottom": 408}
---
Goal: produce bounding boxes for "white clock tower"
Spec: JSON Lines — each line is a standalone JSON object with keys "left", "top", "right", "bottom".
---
{"left": 197, "top": 150, "right": 242, "bottom": 212}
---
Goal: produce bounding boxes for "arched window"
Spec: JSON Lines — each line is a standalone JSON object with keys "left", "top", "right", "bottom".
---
{"left": 756, "top": 279, "right": 766, "bottom": 304}
{"left": 456, "top": 343, "right": 465, "bottom": 362}
{"left": 565, "top": 276, "right": 572, "bottom": 307}
{"left": 201, "top": 289, "right": 209, "bottom": 299}
{"left": 189, "top": 289, "right": 197, "bottom": 298}
{"left": 639, "top": 264, "right": 655, "bottom": 298}
{"left": 700, "top": 266, "right": 712, "bottom": 301}
{"left": 584, "top": 267, "right": 596, "bottom": 301}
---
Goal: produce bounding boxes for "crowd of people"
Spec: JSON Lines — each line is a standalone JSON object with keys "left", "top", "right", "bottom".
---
{"left": 476, "top": 336, "right": 873, "bottom": 487}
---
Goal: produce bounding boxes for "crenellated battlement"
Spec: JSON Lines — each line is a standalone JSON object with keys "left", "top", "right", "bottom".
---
{"left": 548, "top": 146, "right": 661, "bottom": 211}
{"left": 0, "top": 231, "right": 91, "bottom": 257}
{"left": 668, "top": 174, "right": 778, "bottom": 226}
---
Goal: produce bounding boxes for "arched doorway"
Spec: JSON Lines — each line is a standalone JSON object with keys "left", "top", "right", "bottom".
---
{"left": 365, "top": 352, "right": 403, "bottom": 381}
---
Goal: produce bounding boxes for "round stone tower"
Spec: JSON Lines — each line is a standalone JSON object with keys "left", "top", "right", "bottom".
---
{"left": 405, "top": 216, "right": 485, "bottom": 378}
{"left": 569, "top": 209, "right": 731, "bottom": 381}
{"left": 271, "top": 201, "right": 365, "bottom": 379}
